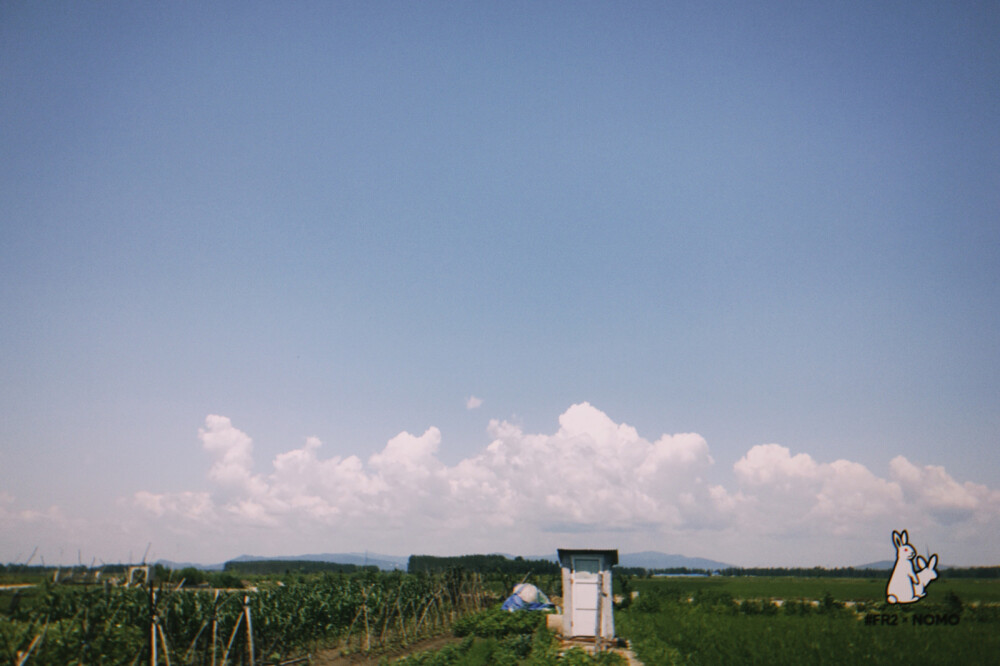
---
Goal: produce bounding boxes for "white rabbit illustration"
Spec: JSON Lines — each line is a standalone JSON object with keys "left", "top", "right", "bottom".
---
{"left": 886, "top": 530, "right": 920, "bottom": 604}
{"left": 913, "top": 554, "right": 938, "bottom": 598}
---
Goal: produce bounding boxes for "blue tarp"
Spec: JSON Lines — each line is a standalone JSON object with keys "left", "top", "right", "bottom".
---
{"left": 501, "top": 584, "right": 554, "bottom": 611}
{"left": 501, "top": 593, "right": 554, "bottom": 611}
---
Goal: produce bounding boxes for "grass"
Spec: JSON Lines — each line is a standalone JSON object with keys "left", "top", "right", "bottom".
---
{"left": 629, "top": 575, "right": 1000, "bottom": 604}
{"left": 616, "top": 576, "right": 1000, "bottom": 665}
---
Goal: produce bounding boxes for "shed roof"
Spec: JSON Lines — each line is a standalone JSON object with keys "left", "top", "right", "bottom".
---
{"left": 557, "top": 548, "right": 619, "bottom": 566}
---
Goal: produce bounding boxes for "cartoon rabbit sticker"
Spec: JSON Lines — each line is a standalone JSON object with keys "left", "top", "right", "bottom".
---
{"left": 913, "top": 554, "right": 938, "bottom": 598}
{"left": 886, "top": 530, "right": 938, "bottom": 603}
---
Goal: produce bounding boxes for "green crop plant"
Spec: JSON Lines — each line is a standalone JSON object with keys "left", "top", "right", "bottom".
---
{"left": 617, "top": 577, "right": 1000, "bottom": 665}
{"left": 0, "top": 569, "right": 492, "bottom": 664}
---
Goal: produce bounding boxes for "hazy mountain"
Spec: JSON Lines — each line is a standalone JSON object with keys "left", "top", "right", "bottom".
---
{"left": 156, "top": 559, "right": 226, "bottom": 571}
{"left": 617, "top": 551, "right": 733, "bottom": 570}
{"left": 158, "top": 550, "right": 736, "bottom": 572}
{"left": 856, "top": 560, "right": 895, "bottom": 570}
{"left": 228, "top": 552, "right": 408, "bottom": 571}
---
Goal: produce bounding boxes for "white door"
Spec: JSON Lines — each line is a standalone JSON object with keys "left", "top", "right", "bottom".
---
{"left": 570, "top": 556, "right": 602, "bottom": 636}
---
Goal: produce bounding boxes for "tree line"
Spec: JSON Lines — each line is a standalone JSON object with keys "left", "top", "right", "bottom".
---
{"left": 222, "top": 559, "right": 378, "bottom": 576}
{"left": 407, "top": 554, "right": 560, "bottom": 575}
{"left": 616, "top": 565, "right": 1000, "bottom": 579}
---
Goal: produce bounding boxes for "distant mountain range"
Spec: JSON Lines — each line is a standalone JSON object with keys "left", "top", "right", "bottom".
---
{"left": 856, "top": 560, "right": 895, "bottom": 570}
{"left": 158, "top": 550, "right": 734, "bottom": 572}
{"left": 156, "top": 552, "right": 407, "bottom": 572}
{"left": 156, "top": 559, "right": 227, "bottom": 571}
{"left": 855, "top": 560, "right": 964, "bottom": 571}
{"left": 616, "top": 551, "right": 734, "bottom": 570}
{"left": 229, "top": 552, "right": 409, "bottom": 571}
{"left": 146, "top": 554, "right": 981, "bottom": 573}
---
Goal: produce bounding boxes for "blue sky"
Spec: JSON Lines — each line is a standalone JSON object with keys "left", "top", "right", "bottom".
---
{"left": 2, "top": 2, "right": 998, "bottom": 567}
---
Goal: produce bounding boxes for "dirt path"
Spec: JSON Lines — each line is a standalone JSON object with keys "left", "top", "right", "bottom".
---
{"left": 309, "top": 633, "right": 462, "bottom": 665}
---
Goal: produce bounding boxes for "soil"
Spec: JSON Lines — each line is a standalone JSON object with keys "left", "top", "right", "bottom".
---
{"left": 308, "top": 633, "right": 462, "bottom": 665}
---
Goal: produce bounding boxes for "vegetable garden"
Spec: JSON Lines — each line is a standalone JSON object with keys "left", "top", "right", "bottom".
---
{"left": 1, "top": 569, "right": 491, "bottom": 665}
{"left": 8, "top": 570, "right": 1000, "bottom": 664}
{"left": 392, "top": 608, "right": 626, "bottom": 666}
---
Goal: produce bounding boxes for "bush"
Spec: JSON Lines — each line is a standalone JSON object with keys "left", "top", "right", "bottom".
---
{"left": 176, "top": 567, "right": 206, "bottom": 586}
{"left": 692, "top": 588, "right": 734, "bottom": 609}
{"left": 632, "top": 592, "right": 660, "bottom": 614}
{"left": 560, "top": 646, "right": 626, "bottom": 665}
{"left": 452, "top": 608, "right": 544, "bottom": 638}
{"left": 207, "top": 572, "right": 244, "bottom": 589}
{"left": 500, "top": 633, "right": 534, "bottom": 660}
{"left": 818, "top": 591, "right": 844, "bottom": 614}
{"left": 782, "top": 599, "right": 811, "bottom": 616}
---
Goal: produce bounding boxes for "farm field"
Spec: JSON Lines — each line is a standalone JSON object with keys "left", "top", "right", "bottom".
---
{"left": 0, "top": 576, "right": 623, "bottom": 666}
{"left": 4, "top": 571, "right": 999, "bottom": 664}
{"left": 388, "top": 608, "right": 625, "bottom": 666}
{"left": 0, "top": 570, "right": 493, "bottom": 665}
{"left": 628, "top": 574, "right": 1000, "bottom": 604}
{"left": 615, "top": 576, "right": 1000, "bottom": 665}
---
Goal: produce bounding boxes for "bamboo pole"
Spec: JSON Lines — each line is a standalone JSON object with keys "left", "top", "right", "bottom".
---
{"left": 15, "top": 625, "right": 46, "bottom": 666}
{"left": 377, "top": 585, "right": 400, "bottom": 645}
{"left": 183, "top": 619, "right": 210, "bottom": 665}
{"left": 221, "top": 610, "right": 243, "bottom": 665}
{"left": 344, "top": 604, "right": 363, "bottom": 651}
{"left": 157, "top": 623, "right": 172, "bottom": 666}
{"left": 396, "top": 596, "right": 406, "bottom": 642}
{"left": 362, "top": 586, "right": 370, "bottom": 652}
{"left": 413, "top": 596, "right": 433, "bottom": 636}
{"left": 150, "top": 588, "right": 157, "bottom": 666}
{"left": 243, "top": 596, "right": 254, "bottom": 666}
{"left": 211, "top": 590, "right": 220, "bottom": 666}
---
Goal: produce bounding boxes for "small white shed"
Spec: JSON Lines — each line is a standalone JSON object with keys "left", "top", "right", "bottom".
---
{"left": 557, "top": 548, "right": 617, "bottom": 640}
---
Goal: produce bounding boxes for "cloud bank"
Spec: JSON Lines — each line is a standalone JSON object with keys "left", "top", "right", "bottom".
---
{"left": 122, "top": 403, "right": 999, "bottom": 566}
{"left": 3, "top": 404, "right": 997, "bottom": 566}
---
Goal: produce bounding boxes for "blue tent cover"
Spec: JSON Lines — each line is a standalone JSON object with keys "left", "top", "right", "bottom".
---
{"left": 501, "top": 584, "right": 554, "bottom": 611}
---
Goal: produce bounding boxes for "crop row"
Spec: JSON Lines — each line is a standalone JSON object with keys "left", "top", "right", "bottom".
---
{"left": 1, "top": 570, "right": 491, "bottom": 665}
{"left": 616, "top": 578, "right": 1000, "bottom": 665}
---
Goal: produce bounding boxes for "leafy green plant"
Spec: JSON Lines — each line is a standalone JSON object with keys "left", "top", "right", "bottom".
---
{"left": 617, "top": 578, "right": 1000, "bottom": 665}
{"left": 394, "top": 626, "right": 623, "bottom": 665}
{"left": 452, "top": 608, "right": 544, "bottom": 638}
{"left": 0, "top": 570, "right": 492, "bottom": 664}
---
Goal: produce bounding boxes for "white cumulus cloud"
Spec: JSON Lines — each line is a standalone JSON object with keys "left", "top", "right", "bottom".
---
{"left": 889, "top": 456, "right": 999, "bottom": 524}
{"left": 120, "top": 404, "right": 1000, "bottom": 566}
{"left": 733, "top": 444, "right": 904, "bottom": 537}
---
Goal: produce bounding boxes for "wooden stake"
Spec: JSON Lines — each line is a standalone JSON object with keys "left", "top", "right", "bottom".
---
{"left": 363, "top": 586, "right": 371, "bottom": 652}
{"left": 221, "top": 610, "right": 243, "bottom": 665}
{"left": 149, "top": 588, "right": 157, "bottom": 666}
{"left": 15, "top": 625, "right": 46, "bottom": 666}
{"left": 157, "top": 623, "right": 172, "bottom": 666}
{"left": 244, "top": 596, "right": 255, "bottom": 666}
{"left": 211, "top": 590, "right": 220, "bottom": 666}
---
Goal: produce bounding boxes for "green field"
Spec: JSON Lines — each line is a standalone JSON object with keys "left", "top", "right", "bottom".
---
{"left": 616, "top": 576, "right": 1000, "bottom": 665}
{"left": 628, "top": 574, "right": 1000, "bottom": 604}
{"left": 0, "top": 571, "right": 494, "bottom": 664}
{"left": 5, "top": 573, "right": 999, "bottom": 664}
